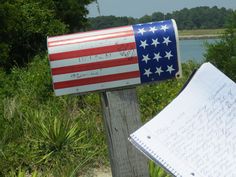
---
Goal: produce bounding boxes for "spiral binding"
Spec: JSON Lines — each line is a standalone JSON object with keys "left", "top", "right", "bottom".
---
{"left": 130, "top": 134, "right": 183, "bottom": 177}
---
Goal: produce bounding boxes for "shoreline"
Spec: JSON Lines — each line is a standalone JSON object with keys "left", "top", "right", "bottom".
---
{"left": 179, "top": 34, "right": 221, "bottom": 40}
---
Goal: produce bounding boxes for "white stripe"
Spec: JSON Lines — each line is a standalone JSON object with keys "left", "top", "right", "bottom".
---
{"left": 48, "top": 26, "right": 133, "bottom": 42}
{"left": 54, "top": 78, "right": 141, "bottom": 96}
{"left": 53, "top": 64, "right": 139, "bottom": 82}
{"left": 49, "top": 31, "right": 133, "bottom": 47}
{"left": 48, "top": 35, "right": 135, "bottom": 54}
{"left": 50, "top": 49, "right": 137, "bottom": 68}
{"left": 172, "top": 19, "right": 182, "bottom": 78}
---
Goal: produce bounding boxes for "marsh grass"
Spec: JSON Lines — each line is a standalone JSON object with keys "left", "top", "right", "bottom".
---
{"left": 179, "top": 28, "right": 225, "bottom": 36}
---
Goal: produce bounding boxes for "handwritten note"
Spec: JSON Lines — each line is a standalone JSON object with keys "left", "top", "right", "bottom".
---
{"left": 156, "top": 83, "right": 236, "bottom": 177}
{"left": 130, "top": 63, "right": 236, "bottom": 177}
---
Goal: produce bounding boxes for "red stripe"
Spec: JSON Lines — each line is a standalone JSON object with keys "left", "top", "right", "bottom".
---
{"left": 48, "top": 30, "right": 134, "bottom": 47}
{"left": 49, "top": 42, "right": 136, "bottom": 61}
{"left": 48, "top": 25, "right": 130, "bottom": 42}
{"left": 52, "top": 56, "right": 138, "bottom": 75}
{"left": 54, "top": 71, "right": 140, "bottom": 89}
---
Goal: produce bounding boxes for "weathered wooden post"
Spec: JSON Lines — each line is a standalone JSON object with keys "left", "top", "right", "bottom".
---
{"left": 47, "top": 19, "right": 181, "bottom": 177}
{"left": 101, "top": 88, "right": 148, "bottom": 176}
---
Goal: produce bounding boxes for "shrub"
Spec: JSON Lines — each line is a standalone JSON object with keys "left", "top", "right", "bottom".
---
{"left": 205, "top": 11, "right": 236, "bottom": 81}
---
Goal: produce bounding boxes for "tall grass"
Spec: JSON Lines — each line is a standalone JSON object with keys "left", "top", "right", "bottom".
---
{"left": 0, "top": 54, "right": 198, "bottom": 176}
{"left": 0, "top": 55, "right": 107, "bottom": 176}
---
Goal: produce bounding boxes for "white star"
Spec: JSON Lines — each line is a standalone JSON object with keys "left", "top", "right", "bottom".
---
{"left": 160, "top": 24, "right": 169, "bottom": 32}
{"left": 143, "top": 68, "right": 152, "bottom": 77}
{"left": 162, "top": 36, "right": 172, "bottom": 46}
{"left": 142, "top": 54, "right": 151, "bottom": 63}
{"left": 166, "top": 65, "right": 175, "bottom": 74}
{"left": 153, "top": 52, "right": 162, "bottom": 62}
{"left": 140, "top": 40, "right": 149, "bottom": 49}
{"left": 155, "top": 67, "right": 164, "bottom": 76}
{"left": 138, "top": 28, "right": 146, "bottom": 35}
{"left": 149, "top": 26, "right": 158, "bottom": 33}
{"left": 164, "top": 51, "right": 173, "bottom": 60}
{"left": 151, "top": 38, "right": 160, "bottom": 47}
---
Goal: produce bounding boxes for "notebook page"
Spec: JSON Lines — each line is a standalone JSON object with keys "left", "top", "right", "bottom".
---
{"left": 132, "top": 63, "right": 236, "bottom": 177}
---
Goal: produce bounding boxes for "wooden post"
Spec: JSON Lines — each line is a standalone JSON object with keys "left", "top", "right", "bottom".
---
{"left": 101, "top": 88, "right": 149, "bottom": 177}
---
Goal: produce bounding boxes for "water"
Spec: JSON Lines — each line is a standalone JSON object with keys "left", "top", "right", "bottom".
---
{"left": 179, "top": 38, "right": 219, "bottom": 63}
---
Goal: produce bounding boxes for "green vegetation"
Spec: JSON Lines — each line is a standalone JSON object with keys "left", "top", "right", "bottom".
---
{"left": 0, "top": 0, "right": 235, "bottom": 176}
{"left": 0, "top": 54, "right": 198, "bottom": 176}
{"left": 0, "top": 55, "right": 107, "bottom": 176}
{"left": 0, "top": 0, "right": 94, "bottom": 71}
{"left": 179, "top": 28, "right": 225, "bottom": 36}
{"left": 205, "top": 12, "right": 236, "bottom": 81}
{"left": 166, "top": 6, "right": 233, "bottom": 29}
{"left": 88, "top": 6, "right": 234, "bottom": 30}
{"left": 149, "top": 161, "right": 172, "bottom": 177}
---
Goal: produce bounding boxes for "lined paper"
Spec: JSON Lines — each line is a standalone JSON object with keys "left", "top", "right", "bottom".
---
{"left": 130, "top": 63, "right": 236, "bottom": 177}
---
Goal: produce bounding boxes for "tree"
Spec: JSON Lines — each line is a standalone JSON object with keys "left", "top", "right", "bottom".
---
{"left": 0, "top": 0, "right": 94, "bottom": 70}
{"left": 205, "top": 11, "right": 236, "bottom": 81}
{"left": 87, "top": 6, "right": 233, "bottom": 31}
{"left": 0, "top": 0, "right": 66, "bottom": 70}
{"left": 151, "top": 12, "right": 165, "bottom": 22}
{"left": 138, "top": 15, "right": 152, "bottom": 23}
{"left": 88, "top": 16, "right": 137, "bottom": 30}
{"left": 52, "top": 0, "right": 94, "bottom": 31}
{"left": 171, "top": 6, "right": 233, "bottom": 30}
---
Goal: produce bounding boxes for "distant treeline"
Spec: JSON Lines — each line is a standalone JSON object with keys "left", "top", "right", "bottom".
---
{"left": 88, "top": 6, "right": 235, "bottom": 30}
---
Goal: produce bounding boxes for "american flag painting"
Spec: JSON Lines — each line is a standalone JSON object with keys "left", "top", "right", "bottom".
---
{"left": 47, "top": 19, "right": 181, "bottom": 96}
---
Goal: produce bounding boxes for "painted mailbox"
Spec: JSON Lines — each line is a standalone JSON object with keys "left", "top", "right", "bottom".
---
{"left": 47, "top": 19, "right": 181, "bottom": 96}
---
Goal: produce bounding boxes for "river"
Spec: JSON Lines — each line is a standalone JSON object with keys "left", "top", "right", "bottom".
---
{"left": 179, "top": 38, "right": 219, "bottom": 63}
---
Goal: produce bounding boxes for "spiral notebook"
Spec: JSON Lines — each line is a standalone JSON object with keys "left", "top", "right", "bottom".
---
{"left": 129, "top": 62, "right": 236, "bottom": 177}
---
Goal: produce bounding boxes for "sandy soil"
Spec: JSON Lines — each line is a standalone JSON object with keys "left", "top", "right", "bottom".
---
{"left": 79, "top": 167, "right": 112, "bottom": 177}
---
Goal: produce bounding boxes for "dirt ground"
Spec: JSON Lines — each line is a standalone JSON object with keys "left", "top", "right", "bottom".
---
{"left": 79, "top": 167, "right": 112, "bottom": 177}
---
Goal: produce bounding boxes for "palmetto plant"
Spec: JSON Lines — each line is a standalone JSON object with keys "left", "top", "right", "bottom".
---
{"left": 34, "top": 116, "right": 87, "bottom": 162}
{"left": 9, "top": 168, "right": 40, "bottom": 177}
{"left": 23, "top": 111, "right": 94, "bottom": 176}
